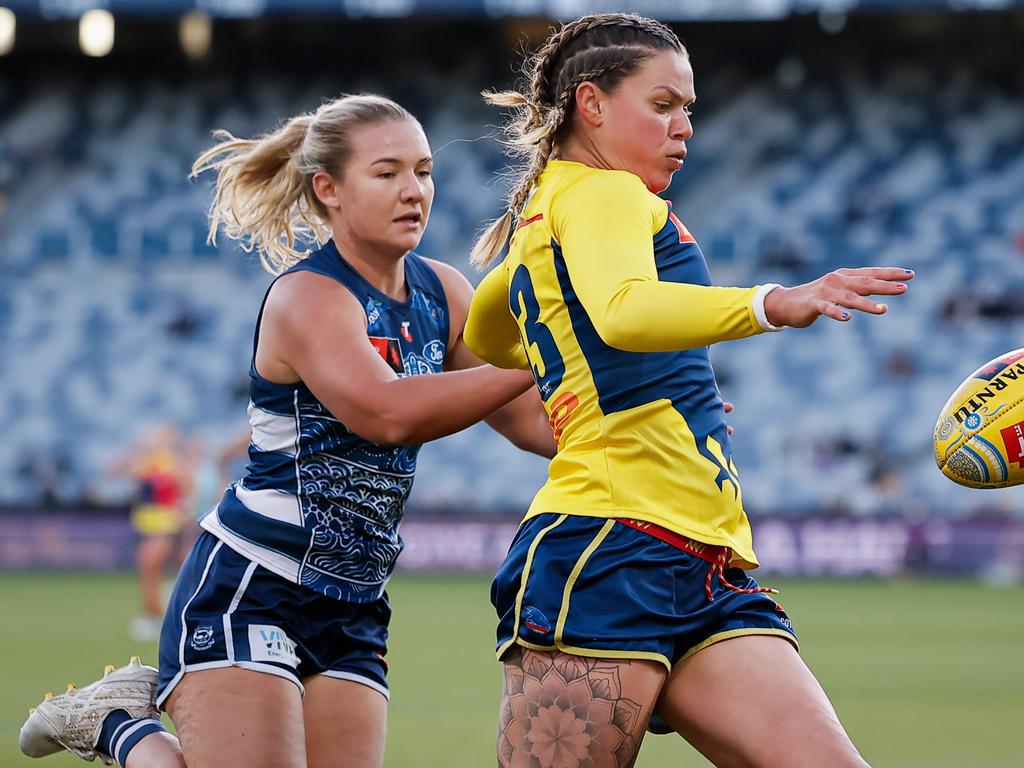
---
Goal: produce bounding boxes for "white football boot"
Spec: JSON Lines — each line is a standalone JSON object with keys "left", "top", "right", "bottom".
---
{"left": 19, "top": 657, "right": 160, "bottom": 763}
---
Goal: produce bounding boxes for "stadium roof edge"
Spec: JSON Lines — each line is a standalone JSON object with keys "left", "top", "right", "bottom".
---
{"left": 3, "top": 0, "right": 1024, "bottom": 21}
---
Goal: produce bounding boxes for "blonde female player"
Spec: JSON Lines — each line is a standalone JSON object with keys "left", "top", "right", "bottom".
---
{"left": 20, "top": 94, "right": 553, "bottom": 768}
{"left": 464, "top": 13, "right": 913, "bottom": 768}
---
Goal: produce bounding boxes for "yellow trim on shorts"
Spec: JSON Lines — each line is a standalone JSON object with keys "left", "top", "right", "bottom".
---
{"left": 496, "top": 514, "right": 568, "bottom": 660}
{"left": 554, "top": 519, "right": 671, "bottom": 671}
{"left": 506, "top": 638, "right": 672, "bottom": 672}
{"left": 131, "top": 504, "right": 182, "bottom": 536}
{"left": 678, "top": 628, "right": 800, "bottom": 666}
{"left": 497, "top": 515, "right": 673, "bottom": 672}
{"left": 553, "top": 518, "right": 614, "bottom": 641}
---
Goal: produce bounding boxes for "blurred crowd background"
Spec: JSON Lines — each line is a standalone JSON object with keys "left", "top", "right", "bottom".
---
{"left": 1, "top": 0, "right": 1023, "bottom": 567}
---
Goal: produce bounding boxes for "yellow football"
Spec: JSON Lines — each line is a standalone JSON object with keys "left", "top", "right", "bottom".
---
{"left": 934, "top": 349, "right": 1024, "bottom": 488}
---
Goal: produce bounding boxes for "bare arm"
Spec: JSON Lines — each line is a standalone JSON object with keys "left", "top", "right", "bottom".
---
{"left": 255, "top": 270, "right": 535, "bottom": 446}
{"left": 430, "top": 258, "right": 556, "bottom": 459}
{"left": 463, "top": 264, "right": 530, "bottom": 369}
{"left": 216, "top": 429, "right": 252, "bottom": 473}
{"left": 450, "top": 342, "right": 555, "bottom": 458}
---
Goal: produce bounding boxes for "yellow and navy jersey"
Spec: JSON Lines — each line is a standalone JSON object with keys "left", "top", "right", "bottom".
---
{"left": 465, "top": 160, "right": 779, "bottom": 567}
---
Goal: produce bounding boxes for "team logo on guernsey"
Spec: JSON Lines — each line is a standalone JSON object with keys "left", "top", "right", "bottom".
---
{"left": 369, "top": 336, "right": 404, "bottom": 374}
{"left": 248, "top": 624, "right": 300, "bottom": 668}
{"left": 190, "top": 625, "right": 215, "bottom": 651}
{"left": 521, "top": 606, "right": 551, "bottom": 635}
{"left": 423, "top": 340, "right": 445, "bottom": 365}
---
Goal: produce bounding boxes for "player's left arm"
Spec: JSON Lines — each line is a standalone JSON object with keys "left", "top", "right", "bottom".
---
{"left": 427, "top": 258, "right": 556, "bottom": 459}
{"left": 462, "top": 263, "right": 530, "bottom": 369}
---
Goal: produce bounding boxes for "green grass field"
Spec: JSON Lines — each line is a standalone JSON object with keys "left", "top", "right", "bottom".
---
{"left": 2, "top": 573, "right": 1022, "bottom": 767}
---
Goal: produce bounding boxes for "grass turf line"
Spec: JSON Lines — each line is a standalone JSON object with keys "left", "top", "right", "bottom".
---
{"left": 0, "top": 573, "right": 1020, "bottom": 767}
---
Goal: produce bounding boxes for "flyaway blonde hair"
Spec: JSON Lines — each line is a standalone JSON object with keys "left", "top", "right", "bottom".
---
{"left": 192, "top": 94, "right": 416, "bottom": 274}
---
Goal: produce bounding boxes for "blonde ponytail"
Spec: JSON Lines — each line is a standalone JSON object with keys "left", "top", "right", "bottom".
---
{"left": 192, "top": 115, "right": 324, "bottom": 274}
{"left": 192, "top": 94, "right": 417, "bottom": 275}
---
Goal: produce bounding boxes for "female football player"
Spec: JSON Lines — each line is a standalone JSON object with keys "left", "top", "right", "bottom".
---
{"left": 108, "top": 422, "right": 191, "bottom": 642}
{"left": 464, "top": 13, "right": 913, "bottom": 767}
{"left": 20, "top": 94, "right": 553, "bottom": 768}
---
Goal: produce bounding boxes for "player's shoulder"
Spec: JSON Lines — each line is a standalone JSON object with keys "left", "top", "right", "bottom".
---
{"left": 265, "top": 268, "right": 364, "bottom": 334}
{"left": 547, "top": 161, "right": 664, "bottom": 223}
{"left": 418, "top": 256, "right": 473, "bottom": 304}
{"left": 418, "top": 255, "right": 470, "bottom": 288}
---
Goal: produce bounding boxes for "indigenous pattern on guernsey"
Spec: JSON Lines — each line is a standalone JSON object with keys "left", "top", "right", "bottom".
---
{"left": 200, "top": 240, "right": 449, "bottom": 602}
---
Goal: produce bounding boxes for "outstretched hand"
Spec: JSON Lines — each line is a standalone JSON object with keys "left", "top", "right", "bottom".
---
{"left": 764, "top": 267, "right": 914, "bottom": 329}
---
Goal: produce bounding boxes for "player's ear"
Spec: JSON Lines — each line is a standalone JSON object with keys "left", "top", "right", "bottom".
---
{"left": 574, "top": 82, "right": 605, "bottom": 129}
{"left": 312, "top": 171, "right": 341, "bottom": 211}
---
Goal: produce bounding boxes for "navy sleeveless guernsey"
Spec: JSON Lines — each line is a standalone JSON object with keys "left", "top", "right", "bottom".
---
{"left": 200, "top": 240, "right": 450, "bottom": 602}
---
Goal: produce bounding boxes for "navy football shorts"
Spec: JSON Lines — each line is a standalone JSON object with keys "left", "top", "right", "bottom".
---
{"left": 157, "top": 532, "right": 390, "bottom": 708}
{"left": 492, "top": 513, "right": 798, "bottom": 671}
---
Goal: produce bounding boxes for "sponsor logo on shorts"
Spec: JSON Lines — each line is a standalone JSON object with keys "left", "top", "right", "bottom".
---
{"left": 248, "top": 624, "right": 300, "bottom": 668}
{"left": 190, "top": 625, "right": 215, "bottom": 651}
{"left": 521, "top": 606, "right": 551, "bottom": 634}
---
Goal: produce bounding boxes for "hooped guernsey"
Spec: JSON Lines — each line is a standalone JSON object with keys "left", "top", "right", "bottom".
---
{"left": 464, "top": 160, "right": 781, "bottom": 568}
{"left": 201, "top": 240, "right": 450, "bottom": 602}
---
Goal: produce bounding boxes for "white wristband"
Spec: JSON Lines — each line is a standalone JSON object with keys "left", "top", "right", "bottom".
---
{"left": 753, "top": 283, "right": 785, "bottom": 332}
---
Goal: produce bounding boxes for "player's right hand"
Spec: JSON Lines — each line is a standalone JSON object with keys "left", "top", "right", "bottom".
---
{"left": 763, "top": 267, "right": 914, "bottom": 328}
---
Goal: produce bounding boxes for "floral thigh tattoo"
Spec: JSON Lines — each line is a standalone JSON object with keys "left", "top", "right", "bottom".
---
{"left": 498, "top": 648, "right": 647, "bottom": 768}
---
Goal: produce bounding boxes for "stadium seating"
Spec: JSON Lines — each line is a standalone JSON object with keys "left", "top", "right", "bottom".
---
{"left": 2, "top": 63, "right": 1022, "bottom": 517}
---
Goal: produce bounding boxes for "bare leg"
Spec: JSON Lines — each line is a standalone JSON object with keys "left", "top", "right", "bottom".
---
{"left": 497, "top": 647, "right": 666, "bottom": 768}
{"left": 124, "top": 731, "right": 187, "bottom": 768}
{"left": 657, "top": 635, "right": 869, "bottom": 768}
{"left": 166, "top": 668, "right": 306, "bottom": 768}
{"left": 137, "top": 535, "right": 175, "bottom": 617}
{"left": 303, "top": 675, "right": 388, "bottom": 768}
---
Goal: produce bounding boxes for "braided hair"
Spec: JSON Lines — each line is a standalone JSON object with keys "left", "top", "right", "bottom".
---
{"left": 470, "top": 13, "right": 684, "bottom": 267}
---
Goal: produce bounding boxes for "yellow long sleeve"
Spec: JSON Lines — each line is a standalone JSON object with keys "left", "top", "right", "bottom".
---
{"left": 464, "top": 264, "right": 530, "bottom": 370}
{"left": 552, "top": 169, "right": 765, "bottom": 352}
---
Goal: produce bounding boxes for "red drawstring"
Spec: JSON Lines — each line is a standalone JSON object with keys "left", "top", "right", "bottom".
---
{"left": 613, "top": 518, "right": 778, "bottom": 603}
{"left": 704, "top": 548, "right": 779, "bottom": 602}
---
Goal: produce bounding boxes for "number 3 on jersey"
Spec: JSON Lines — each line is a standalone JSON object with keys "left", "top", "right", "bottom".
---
{"left": 510, "top": 264, "right": 564, "bottom": 401}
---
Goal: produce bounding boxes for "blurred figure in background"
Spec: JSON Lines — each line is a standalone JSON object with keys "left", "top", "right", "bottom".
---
{"left": 174, "top": 429, "right": 251, "bottom": 567}
{"left": 108, "top": 422, "right": 189, "bottom": 642}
